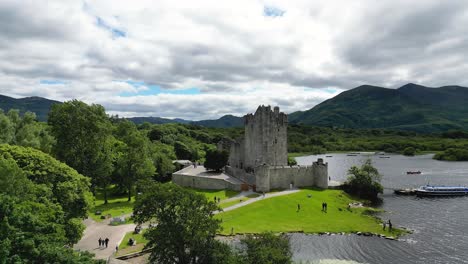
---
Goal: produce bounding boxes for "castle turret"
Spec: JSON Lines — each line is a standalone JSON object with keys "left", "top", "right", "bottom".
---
{"left": 244, "top": 105, "right": 287, "bottom": 170}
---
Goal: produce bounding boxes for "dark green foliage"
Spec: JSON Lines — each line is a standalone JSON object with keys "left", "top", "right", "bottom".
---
{"left": 434, "top": 148, "right": 468, "bottom": 161}
{"left": 0, "top": 153, "right": 100, "bottom": 263}
{"left": 287, "top": 156, "right": 297, "bottom": 166}
{"left": 48, "top": 100, "right": 114, "bottom": 192}
{"left": 343, "top": 159, "right": 383, "bottom": 200}
{"left": 287, "top": 125, "right": 468, "bottom": 156}
{"left": 174, "top": 141, "right": 194, "bottom": 160}
{"left": 240, "top": 232, "right": 292, "bottom": 264}
{"left": 204, "top": 149, "right": 229, "bottom": 171}
{"left": 0, "top": 144, "right": 92, "bottom": 219}
{"left": 133, "top": 182, "right": 221, "bottom": 264}
{"left": 289, "top": 84, "right": 468, "bottom": 133}
{"left": 403, "top": 147, "right": 416, "bottom": 156}
{"left": 0, "top": 109, "right": 54, "bottom": 153}
{"left": 113, "top": 120, "right": 155, "bottom": 201}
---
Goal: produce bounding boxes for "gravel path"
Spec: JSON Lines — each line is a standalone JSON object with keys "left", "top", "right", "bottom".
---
{"left": 74, "top": 218, "right": 136, "bottom": 260}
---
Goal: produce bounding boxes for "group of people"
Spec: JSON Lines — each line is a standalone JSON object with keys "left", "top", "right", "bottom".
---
{"left": 213, "top": 196, "right": 221, "bottom": 203}
{"left": 296, "top": 201, "right": 329, "bottom": 212}
{"left": 382, "top": 219, "right": 393, "bottom": 231}
{"left": 321, "top": 202, "right": 328, "bottom": 212}
{"left": 98, "top": 237, "right": 110, "bottom": 248}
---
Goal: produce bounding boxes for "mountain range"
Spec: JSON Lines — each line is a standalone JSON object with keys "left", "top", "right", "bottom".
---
{"left": 289, "top": 83, "right": 468, "bottom": 132}
{"left": 1, "top": 83, "right": 468, "bottom": 132}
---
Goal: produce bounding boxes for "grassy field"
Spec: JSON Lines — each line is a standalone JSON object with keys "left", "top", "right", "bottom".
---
{"left": 89, "top": 186, "right": 135, "bottom": 222}
{"left": 187, "top": 188, "right": 239, "bottom": 202}
{"left": 216, "top": 188, "right": 404, "bottom": 237}
{"left": 116, "top": 230, "right": 149, "bottom": 256}
{"left": 219, "top": 194, "right": 260, "bottom": 209}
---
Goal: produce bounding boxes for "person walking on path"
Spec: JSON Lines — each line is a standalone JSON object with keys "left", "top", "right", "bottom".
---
{"left": 105, "top": 238, "right": 109, "bottom": 248}
{"left": 383, "top": 222, "right": 386, "bottom": 230}
{"left": 388, "top": 220, "right": 393, "bottom": 232}
{"left": 324, "top": 202, "right": 328, "bottom": 212}
{"left": 98, "top": 237, "right": 102, "bottom": 248}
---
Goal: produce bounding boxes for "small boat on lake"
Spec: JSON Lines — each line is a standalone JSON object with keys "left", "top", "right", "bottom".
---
{"left": 407, "top": 171, "right": 422, "bottom": 175}
{"left": 326, "top": 155, "right": 333, "bottom": 157}
{"left": 415, "top": 185, "right": 468, "bottom": 197}
{"left": 394, "top": 189, "right": 416, "bottom": 195}
{"left": 379, "top": 156, "right": 390, "bottom": 158}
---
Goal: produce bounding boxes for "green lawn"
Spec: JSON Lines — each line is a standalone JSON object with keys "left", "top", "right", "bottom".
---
{"left": 89, "top": 186, "right": 135, "bottom": 222}
{"left": 186, "top": 188, "right": 239, "bottom": 202}
{"left": 217, "top": 188, "right": 404, "bottom": 237}
{"left": 116, "top": 230, "right": 148, "bottom": 256}
{"left": 219, "top": 194, "right": 260, "bottom": 209}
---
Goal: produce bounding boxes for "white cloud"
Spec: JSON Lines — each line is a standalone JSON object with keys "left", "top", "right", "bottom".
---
{"left": 1, "top": 0, "right": 468, "bottom": 119}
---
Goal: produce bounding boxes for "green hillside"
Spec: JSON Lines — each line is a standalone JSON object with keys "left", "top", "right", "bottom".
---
{"left": 289, "top": 83, "right": 468, "bottom": 133}
{"left": 0, "top": 95, "right": 60, "bottom": 121}
{"left": 192, "top": 114, "right": 243, "bottom": 128}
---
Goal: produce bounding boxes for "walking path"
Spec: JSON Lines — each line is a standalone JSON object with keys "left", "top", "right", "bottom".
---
{"left": 74, "top": 218, "right": 136, "bottom": 260}
{"left": 216, "top": 188, "right": 300, "bottom": 213}
{"left": 76, "top": 188, "right": 302, "bottom": 260}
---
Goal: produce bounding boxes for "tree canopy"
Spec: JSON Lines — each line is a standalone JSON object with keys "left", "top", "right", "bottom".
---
{"left": 0, "top": 151, "right": 100, "bottom": 263}
{"left": 343, "top": 159, "right": 383, "bottom": 200}
{"left": 204, "top": 149, "right": 229, "bottom": 172}
{"left": 133, "top": 182, "right": 221, "bottom": 264}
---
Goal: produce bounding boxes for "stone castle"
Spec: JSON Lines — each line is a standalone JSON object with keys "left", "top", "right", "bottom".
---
{"left": 172, "top": 105, "right": 328, "bottom": 192}
{"left": 219, "top": 105, "right": 328, "bottom": 192}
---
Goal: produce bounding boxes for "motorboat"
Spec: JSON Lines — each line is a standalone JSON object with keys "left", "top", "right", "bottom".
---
{"left": 415, "top": 185, "right": 468, "bottom": 196}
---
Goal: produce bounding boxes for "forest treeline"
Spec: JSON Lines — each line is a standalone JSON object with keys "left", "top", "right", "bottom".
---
{"left": 2, "top": 100, "right": 468, "bottom": 262}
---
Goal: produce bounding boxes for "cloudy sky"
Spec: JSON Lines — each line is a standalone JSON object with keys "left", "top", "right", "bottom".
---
{"left": 1, "top": 0, "right": 468, "bottom": 120}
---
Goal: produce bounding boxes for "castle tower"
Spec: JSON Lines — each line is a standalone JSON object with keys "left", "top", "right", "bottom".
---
{"left": 243, "top": 105, "right": 288, "bottom": 170}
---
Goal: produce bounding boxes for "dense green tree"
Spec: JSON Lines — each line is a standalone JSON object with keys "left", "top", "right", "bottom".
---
{"left": 403, "top": 147, "right": 416, "bottom": 156}
{"left": 0, "top": 110, "right": 54, "bottom": 153}
{"left": 343, "top": 159, "right": 383, "bottom": 200}
{"left": 0, "top": 144, "right": 93, "bottom": 219}
{"left": 48, "top": 100, "right": 114, "bottom": 193}
{"left": 204, "top": 149, "right": 229, "bottom": 172}
{"left": 174, "top": 140, "right": 193, "bottom": 160}
{"left": 434, "top": 148, "right": 468, "bottom": 161}
{"left": 114, "top": 121, "right": 155, "bottom": 201}
{"left": 0, "top": 154, "right": 101, "bottom": 263}
{"left": 240, "top": 232, "right": 292, "bottom": 264}
{"left": 0, "top": 110, "right": 15, "bottom": 144}
{"left": 133, "top": 182, "right": 221, "bottom": 264}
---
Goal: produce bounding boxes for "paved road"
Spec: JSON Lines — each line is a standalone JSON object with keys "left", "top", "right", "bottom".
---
{"left": 74, "top": 218, "right": 136, "bottom": 260}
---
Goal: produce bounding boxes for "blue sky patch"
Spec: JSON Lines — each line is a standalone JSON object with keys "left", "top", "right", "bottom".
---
{"left": 264, "top": 6, "right": 285, "bottom": 17}
{"left": 40, "top": 79, "right": 66, "bottom": 85}
{"left": 96, "top": 17, "right": 126, "bottom": 38}
{"left": 119, "top": 80, "right": 200, "bottom": 96}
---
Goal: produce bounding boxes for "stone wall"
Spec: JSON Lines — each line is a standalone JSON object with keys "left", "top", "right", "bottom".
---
{"left": 172, "top": 173, "right": 241, "bottom": 191}
{"left": 253, "top": 159, "right": 329, "bottom": 192}
{"left": 244, "top": 105, "right": 288, "bottom": 169}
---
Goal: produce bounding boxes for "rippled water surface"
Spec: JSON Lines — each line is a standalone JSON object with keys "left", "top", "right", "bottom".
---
{"left": 293, "top": 153, "right": 468, "bottom": 264}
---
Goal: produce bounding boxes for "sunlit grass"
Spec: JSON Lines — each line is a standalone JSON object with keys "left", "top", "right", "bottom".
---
{"left": 217, "top": 188, "right": 405, "bottom": 237}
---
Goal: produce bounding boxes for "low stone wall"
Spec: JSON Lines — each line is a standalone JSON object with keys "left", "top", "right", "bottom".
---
{"left": 254, "top": 159, "right": 328, "bottom": 191}
{"left": 172, "top": 173, "right": 241, "bottom": 191}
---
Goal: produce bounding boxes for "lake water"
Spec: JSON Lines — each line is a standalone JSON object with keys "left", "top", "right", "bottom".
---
{"left": 293, "top": 153, "right": 468, "bottom": 264}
